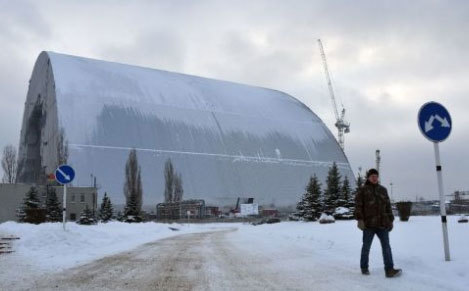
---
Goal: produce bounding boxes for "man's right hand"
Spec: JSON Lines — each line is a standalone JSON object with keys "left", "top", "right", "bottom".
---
{"left": 357, "top": 220, "right": 365, "bottom": 231}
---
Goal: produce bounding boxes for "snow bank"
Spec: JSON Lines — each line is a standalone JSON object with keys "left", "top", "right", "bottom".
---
{"left": 0, "top": 221, "right": 232, "bottom": 272}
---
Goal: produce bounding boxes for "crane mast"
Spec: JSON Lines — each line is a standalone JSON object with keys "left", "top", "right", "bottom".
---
{"left": 317, "top": 39, "right": 350, "bottom": 150}
{"left": 376, "top": 149, "right": 381, "bottom": 182}
{"left": 375, "top": 149, "right": 381, "bottom": 173}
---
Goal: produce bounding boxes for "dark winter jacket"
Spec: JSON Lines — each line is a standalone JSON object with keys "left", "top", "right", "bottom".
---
{"left": 354, "top": 181, "right": 394, "bottom": 229}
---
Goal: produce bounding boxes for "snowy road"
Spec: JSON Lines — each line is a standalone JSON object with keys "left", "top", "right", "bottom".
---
{"left": 23, "top": 228, "right": 291, "bottom": 290}
{"left": 25, "top": 229, "right": 222, "bottom": 290}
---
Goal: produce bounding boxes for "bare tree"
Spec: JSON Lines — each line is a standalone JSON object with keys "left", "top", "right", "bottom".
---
{"left": 57, "top": 128, "right": 69, "bottom": 165}
{"left": 174, "top": 173, "right": 184, "bottom": 202}
{"left": 164, "top": 159, "right": 174, "bottom": 202}
{"left": 2, "top": 144, "right": 17, "bottom": 183}
{"left": 164, "top": 159, "right": 184, "bottom": 202}
{"left": 123, "top": 149, "right": 142, "bottom": 213}
{"left": 136, "top": 167, "right": 142, "bottom": 210}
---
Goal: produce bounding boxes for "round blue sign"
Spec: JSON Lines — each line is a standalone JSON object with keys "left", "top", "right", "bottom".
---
{"left": 55, "top": 165, "right": 75, "bottom": 184}
{"left": 418, "top": 102, "right": 452, "bottom": 142}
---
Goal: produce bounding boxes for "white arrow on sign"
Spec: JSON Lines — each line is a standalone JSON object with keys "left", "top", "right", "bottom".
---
{"left": 57, "top": 168, "right": 71, "bottom": 181}
{"left": 425, "top": 114, "right": 450, "bottom": 133}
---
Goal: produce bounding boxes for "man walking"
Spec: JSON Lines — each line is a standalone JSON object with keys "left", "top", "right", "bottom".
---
{"left": 355, "top": 168, "right": 402, "bottom": 278}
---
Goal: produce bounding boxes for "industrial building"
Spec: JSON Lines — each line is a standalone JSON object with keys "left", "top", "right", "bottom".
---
{"left": 16, "top": 51, "right": 355, "bottom": 207}
{"left": 0, "top": 183, "right": 97, "bottom": 223}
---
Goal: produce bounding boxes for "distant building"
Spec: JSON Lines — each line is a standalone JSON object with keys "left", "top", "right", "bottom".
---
{"left": 449, "top": 191, "right": 469, "bottom": 214}
{"left": 17, "top": 51, "right": 355, "bottom": 207}
{"left": 0, "top": 183, "right": 97, "bottom": 223}
{"left": 239, "top": 203, "right": 259, "bottom": 216}
{"left": 156, "top": 200, "right": 206, "bottom": 220}
{"left": 205, "top": 206, "right": 221, "bottom": 218}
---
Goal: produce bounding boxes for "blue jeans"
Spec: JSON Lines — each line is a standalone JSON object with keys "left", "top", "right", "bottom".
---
{"left": 360, "top": 228, "right": 394, "bottom": 270}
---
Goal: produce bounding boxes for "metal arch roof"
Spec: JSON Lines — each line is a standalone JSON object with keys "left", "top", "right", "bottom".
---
{"left": 18, "top": 51, "right": 354, "bottom": 206}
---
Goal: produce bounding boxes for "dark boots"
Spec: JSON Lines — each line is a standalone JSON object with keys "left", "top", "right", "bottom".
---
{"left": 361, "top": 268, "right": 402, "bottom": 277}
{"left": 385, "top": 268, "right": 402, "bottom": 278}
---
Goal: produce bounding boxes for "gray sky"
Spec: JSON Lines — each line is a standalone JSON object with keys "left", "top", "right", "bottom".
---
{"left": 1, "top": 0, "right": 468, "bottom": 201}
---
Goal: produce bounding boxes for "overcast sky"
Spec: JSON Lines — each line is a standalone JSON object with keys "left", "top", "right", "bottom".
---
{"left": 1, "top": 0, "right": 468, "bottom": 201}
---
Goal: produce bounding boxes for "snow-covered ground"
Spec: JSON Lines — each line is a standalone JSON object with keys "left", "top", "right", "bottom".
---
{"left": 227, "top": 216, "right": 468, "bottom": 290}
{"left": 0, "top": 216, "right": 467, "bottom": 290}
{"left": 0, "top": 221, "right": 231, "bottom": 288}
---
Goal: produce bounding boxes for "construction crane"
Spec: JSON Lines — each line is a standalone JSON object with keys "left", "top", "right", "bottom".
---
{"left": 375, "top": 149, "right": 381, "bottom": 174}
{"left": 317, "top": 39, "right": 350, "bottom": 150}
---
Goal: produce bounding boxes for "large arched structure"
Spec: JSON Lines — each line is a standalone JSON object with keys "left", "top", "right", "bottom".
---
{"left": 17, "top": 51, "right": 355, "bottom": 207}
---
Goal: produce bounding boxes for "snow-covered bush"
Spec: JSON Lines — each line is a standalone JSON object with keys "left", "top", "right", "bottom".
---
{"left": 333, "top": 207, "right": 354, "bottom": 220}
{"left": 121, "top": 215, "right": 143, "bottom": 223}
{"left": 288, "top": 213, "right": 303, "bottom": 221}
{"left": 319, "top": 213, "right": 335, "bottom": 224}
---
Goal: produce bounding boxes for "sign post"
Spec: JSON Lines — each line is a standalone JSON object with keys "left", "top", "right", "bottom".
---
{"left": 55, "top": 165, "right": 75, "bottom": 231}
{"left": 418, "top": 101, "right": 452, "bottom": 261}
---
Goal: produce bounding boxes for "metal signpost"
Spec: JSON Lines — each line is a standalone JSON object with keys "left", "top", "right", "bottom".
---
{"left": 418, "top": 101, "right": 452, "bottom": 261}
{"left": 55, "top": 165, "right": 76, "bottom": 231}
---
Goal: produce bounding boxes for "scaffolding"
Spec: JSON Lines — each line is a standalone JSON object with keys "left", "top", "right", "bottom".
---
{"left": 156, "top": 199, "right": 206, "bottom": 220}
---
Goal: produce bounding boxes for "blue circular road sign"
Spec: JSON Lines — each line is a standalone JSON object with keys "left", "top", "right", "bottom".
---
{"left": 55, "top": 165, "right": 75, "bottom": 184}
{"left": 418, "top": 102, "right": 452, "bottom": 142}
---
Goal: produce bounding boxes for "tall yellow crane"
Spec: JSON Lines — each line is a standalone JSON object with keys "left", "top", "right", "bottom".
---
{"left": 317, "top": 39, "right": 350, "bottom": 151}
